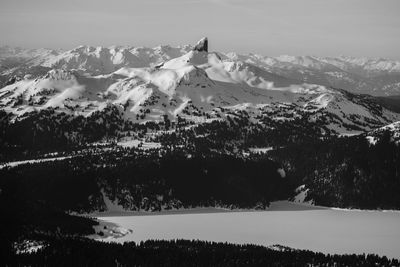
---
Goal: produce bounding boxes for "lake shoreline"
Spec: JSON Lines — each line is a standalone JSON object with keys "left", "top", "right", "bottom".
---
{"left": 87, "top": 200, "right": 400, "bottom": 259}
{"left": 90, "top": 200, "right": 400, "bottom": 218}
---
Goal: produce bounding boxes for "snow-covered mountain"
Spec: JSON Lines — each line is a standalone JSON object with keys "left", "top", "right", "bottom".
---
{"left": 0, "top": 44, "right": 192, "bottom": 77}
{"left": 226, "top": 54, "right": 400, "bottom": 96}
{"left": 2, "top": 40, "right": 400, "bottom": 96}
{"left": 1, "top": 38, "right": 400, "bottom": 136}
{"left": 366, "top": 121, "right": 400, "bottom": 145}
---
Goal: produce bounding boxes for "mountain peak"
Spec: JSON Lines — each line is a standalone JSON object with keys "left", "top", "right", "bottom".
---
{"left": 193, "top": 37, "right": 208, "bottom": 52}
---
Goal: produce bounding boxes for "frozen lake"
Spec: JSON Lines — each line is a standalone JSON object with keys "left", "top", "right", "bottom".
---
{"left": 95, "top": 201, "right": 400, "bottom": 259}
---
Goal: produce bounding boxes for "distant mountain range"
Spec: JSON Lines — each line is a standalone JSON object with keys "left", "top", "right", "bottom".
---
{"left": 1, "top": 38, "right": 400, "bottom": 138}
{"left": 1, "top": 39, "right": 400, "bottom": 96}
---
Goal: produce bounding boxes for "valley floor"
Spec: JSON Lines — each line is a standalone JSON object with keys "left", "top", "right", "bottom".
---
{"left": 92, "top": 201, "right": 400, "bottom": 260}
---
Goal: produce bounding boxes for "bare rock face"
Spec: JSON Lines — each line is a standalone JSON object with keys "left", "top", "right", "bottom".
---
{"left": 193, "top": 37, "right": 208, "bottom": 52}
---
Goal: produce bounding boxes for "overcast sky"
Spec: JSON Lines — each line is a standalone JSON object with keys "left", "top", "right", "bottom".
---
{"left": 0, "top": 0, "right": 399, "bottom": 59}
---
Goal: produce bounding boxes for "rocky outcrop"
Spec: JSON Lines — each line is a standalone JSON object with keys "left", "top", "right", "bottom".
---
{"left": 193, "top": 37, "right": 208, "bottom": 52}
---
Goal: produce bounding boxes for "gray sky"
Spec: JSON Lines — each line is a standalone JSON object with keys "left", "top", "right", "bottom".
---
{"left": 0, "top": 0, "right": 399, "bottom": 59}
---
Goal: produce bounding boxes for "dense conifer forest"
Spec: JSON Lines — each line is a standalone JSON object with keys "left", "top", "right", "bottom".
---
{"left": 3, "top": 238, "right": 399, "bottom": 267}
{"left": 0, "top": 149, "right": 294, "bottom": 213}
{"left": 1, "top": 107, "right": 400, "bottom": 210}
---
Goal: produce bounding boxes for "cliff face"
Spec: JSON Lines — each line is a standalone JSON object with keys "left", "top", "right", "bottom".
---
{"left": 193, "top": 37, "right": 208, "bottom": 52}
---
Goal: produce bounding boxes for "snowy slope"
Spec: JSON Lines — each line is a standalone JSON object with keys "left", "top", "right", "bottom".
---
{"left": 365, "top": 121, "right": 400, "bottom": 144}
{"left": 224, "top": 53, "right": 400, "bottom": 96}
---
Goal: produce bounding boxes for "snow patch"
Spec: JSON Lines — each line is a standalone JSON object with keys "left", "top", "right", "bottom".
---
{"left": 277, "top": 168, "right": 286, "bottom": 178}
{"left": 116, "top": 139, "right": 161, "bottom": 149}
{"left": 0, "top": 156, "right": 73, "bottom": 170}
{"left": 293, "top": 185, "right": 313, "bottom": 204}
{"left": 13, "top": 240, "right": 46, "bottom": 255}
{"left": 249, "top": 147, "right": 274, "bottom": 153}
{"left": 366, "top": 136, "right": 378, "bottom": 145}
{"left": 89, "top": 220, "right": 133, "bottom": 241}
{"left": 101, "top": 190, "right": 126, "bottom": 213}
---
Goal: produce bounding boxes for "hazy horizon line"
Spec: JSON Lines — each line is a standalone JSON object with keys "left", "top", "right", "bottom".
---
{"left": 1, "top": 42, "right": 400, "bottom": 62}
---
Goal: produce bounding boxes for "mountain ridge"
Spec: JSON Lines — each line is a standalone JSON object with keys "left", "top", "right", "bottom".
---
{"left": 2, "top": 41, "right": 400, "bottom": 96}
{"left": 1, "top": 38, "right": 399, "bottom": 140}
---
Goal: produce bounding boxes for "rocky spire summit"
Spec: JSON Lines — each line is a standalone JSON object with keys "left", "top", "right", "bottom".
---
{"left": 193, "top": 37, "right": 208, "bottom": 52}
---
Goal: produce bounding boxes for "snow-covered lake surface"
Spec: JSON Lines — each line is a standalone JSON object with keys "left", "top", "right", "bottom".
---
{"left": 95, "top": 201, "right": 400, "bottom": 259}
